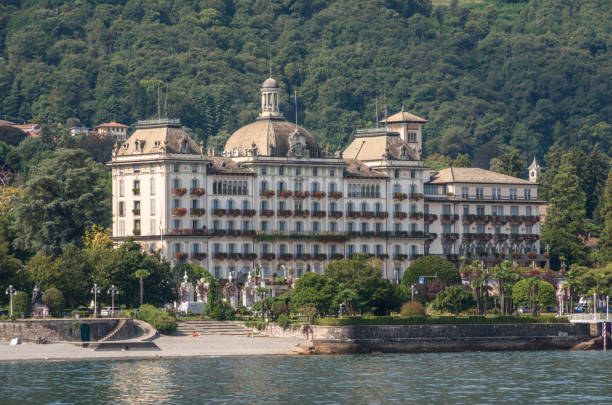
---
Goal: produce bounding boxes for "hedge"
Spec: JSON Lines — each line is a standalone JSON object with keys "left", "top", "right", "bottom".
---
{"left": 315, "top": 315, "right": 568, "bottom": 326}
{"left": 137, "top": 304, "right": 178, "bottom": 334}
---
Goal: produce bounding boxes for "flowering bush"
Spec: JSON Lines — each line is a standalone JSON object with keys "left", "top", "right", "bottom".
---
{"left": 173, "top": 187, "right": 187, "bottom": 196}
{"left": 173, "top": 208, "right": 187, "bottom": 216}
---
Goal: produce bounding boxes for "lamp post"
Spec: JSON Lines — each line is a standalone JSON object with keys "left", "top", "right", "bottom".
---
{"left": 5, "top": 285, "right": 16, "bottom": 317}
{"left": 107, "top": 285, "right": 119, "bottom": 317}
{"left": 91, "top": 283, "right": 100, "bottom": 318}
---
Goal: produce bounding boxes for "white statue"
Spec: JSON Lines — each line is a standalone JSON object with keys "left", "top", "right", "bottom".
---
{"left": 179, "top": 272, "right": 195, "bottom": 303}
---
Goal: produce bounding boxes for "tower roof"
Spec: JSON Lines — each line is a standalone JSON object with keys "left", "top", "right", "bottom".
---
{"left": 262, "top": 78, "right": 279, "bottom": 88}
{"left": 528, "top": 156, "right": 540, "bottom": 169}
{"left": 380, "top": 110, "right": 427, "bottom": 124}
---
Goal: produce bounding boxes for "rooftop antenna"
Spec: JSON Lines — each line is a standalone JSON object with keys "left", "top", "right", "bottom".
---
{"left": 294, "top": 90, "right": 298, "bottom": 130}
{"left": 164, "top": 83, "right": 168, "bottom": 118}
{"left": 269, "top": 42, "right": 272, "bottom": 78}
{"left": 375, "top": 96, "right": 379, "bottom": 128}
{"left": 157, "top": 86, "right": 161, "bottom": 119}
{"left": 383, "top": 93, "right": 388, "bottom": 130}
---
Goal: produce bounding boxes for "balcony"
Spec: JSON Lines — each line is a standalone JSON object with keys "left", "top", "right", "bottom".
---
{"left": 294, "top": 191, "right": 310, "bottom": 199}
{"left": 174, "top": 252, "right": 189, "bottom": 260}
{"left": 393, "top": 212, "right": 408, "bottom": 220}
{"left": 311, "top": 191, "right": 326, "bottom": 199}
{"left": 132, "top": 188, "right": 140, "bottom": 196}
{"left": 213, "top": 252, "right": 227, "bottom": 260}
{"left": 173, "top": 188, "right": 187, "bottom": 196}
{"left": 261, "top": 190, "right": 275, "bottom": 198}
{"left": 133, "top": 229, "right": 141, "bottom": 236}
{"left": 329, "top": 191, "right": 343, "bottom": 199}
{"left": 347, "top": 211, "right": 361, "bottom": 219}
{"left": 462, "top": 233, "right": 493, "bottom": 241}
{"left": 226, "top": 208, "right": 242, "bottom": 217}
{"left": 329, "top": 211, "right": 343, "bottom": 218}
{"left": 375, "top": 211, "right": 389, "bottom": 219}
{"left": 260, "top": 209, "right": 275, "bottom": 217}
{"left": 424, "top": 213, "right": 437, "bottom": 223}
{"left": 311, "top": 210, "right": 326, "bottom": 218}
{"left": 409, "top": 193, "right": 424, "bottom": 201}
{"left": 261, "top": 253, "right": 276, "bottom": 261}
{"left": 190, "top": 188, "right": 206, "bottom": 196}
{"left": 192, "top": 252, "right": 207, "bottom": 260}
{"left": 313, "top": 253, "right": 327, "bottom": 261}
{"left": 295, "top": 253, "right": 312, "bottom": 261}
{"left": 330, "top": 253, "right": 344, "bottom": 260}
{"left": 376, "top": 253, "right": 389, "bottom": 259}
{"left": 212, "top": 208, "right": 227, "bottom": 216}
{"left": 173, "top": 208, "right": 187, "bottom": 216}
{"left": 278, "top": 190, "right": 293, "bottom": 198}
{"left": 393, "top": 254, "right": 408, "bottom": 261}
{"left": 442, "top": 232, "right": 460, "bottom": 241}
{"left": 294, "top": 209, "right": 310, "bottom": 217}
{"left": 280, "top": 253, "right": 293, "bottom": 261}
{"left": 393, "top": 192, "right": 408, "bottom": 201}
{"left": 190, "top": 208, "right": 205, "bottom": 216}
{"left": 241, "top": 209, "right": 256, "bottom": 217}
{"left": 278, "top": 210, "right": 293, "bottom": 218}
{"left": 132, "top": 209, "right": 141, "bottom": 216}
{"left": 409, "top": 212, "right": 424, "bottom": 220}
{"left": 243, "top": 253, "right": 257, "bottom": 260}
{"left": 441, "top": 214, "right": 459, "bottom": 223}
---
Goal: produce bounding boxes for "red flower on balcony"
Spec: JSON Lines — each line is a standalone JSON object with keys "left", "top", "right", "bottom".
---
{"left": 173, "top": 228, "right": 181, "bottom": 235}
{"left": 261, "top": 253, "right": 276, "bottom": 261}
{"left": 294, "top": 210, "right": 310, "bottom": 217}
{"left": 260, "top": 209, "right": 275, "bottom": 217}
{"left": 212, "top": 209, "right": 227, "bottom": 216}
{"left": 409, "top": 193, "right": 424, "bottom": 201}
{"left": 347, "top": 211, "right": 361, "bottom": 218}
{"left": 262, "top": 190, "right": 275, "bottom": 197}
{"left": 190, "top": 188, "right": 206, "bottom": 196}
{"left": 424, "top": 213, "right": 438, "bottom": 223}
{"left": 280, "top": 253, "right": 293, "bottom": 261}
{"left": 394, "top": 212, "right": 408, "bottom": 219}
{"left": 242, "top": 230, "right": 256, "bottom": 237}
{"left": 312, "top": 191, "right": 326, "bottom": 198}
{"left": 173, "top": 208, "right": 187, "bottom": 216}
{"left": 375, "top": 212, "right": 389, "bottom": 219}
{"left": 190, "top": 208, "right": 205, "bottom": 216}
{"left": 279, "top": 190, "right": 293, "bottom": 198}
{"left": 313, "top": 254, "right": 327, "bottom": 261}
{"left": 330, "top": 211, "right": 343, "bottom": 218}
{"left": 409, "top": 212, "right": 423, "bottom": 219}
{"left": 278, "top": 210, "right": 293, "bottom": 217}
{"left": 173, "top": 188, "right": 187, "bottom": 196}
{"left": 329, "top": 191, "right": 343, "bottom": 199}
{"left": 192, "top": 253, "right": 207, "bottom": 260}
{"left": 311, "top": 211, "right": 326, "bottom": 218}
{"left": 213, "top": 252, "right": 227, "bottom": 260}
{"left": 241, "top": 209, "right": 256, "bottom": 217}
{"left": 174, "top": 252, "right": 188, "bottom": 260}
{"left": 393, "top": 192, "right": 408, "bottom": 200}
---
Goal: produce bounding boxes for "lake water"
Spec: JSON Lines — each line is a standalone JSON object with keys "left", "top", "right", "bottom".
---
{"left": 1, "top": 351, "right": 611, "bottom": 404}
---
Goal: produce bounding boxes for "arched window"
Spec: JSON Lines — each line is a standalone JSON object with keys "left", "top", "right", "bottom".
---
{"left": 232, "top": 181, "right": 237, "bottom": 195}
{"left": 227, "top": 200, "right": 234, "bottom": 209}
{"left": 393, "top": 184, "right": 401, "bottom": 194}
{"left": 347, "top": 202, "right": 354, "bottom": 213}
{"left": 360, "top": 185, "right": 365, "bottom": 198}
{"left": 375, "top": 185, "right": 380, "bottom": 198}
{"left": 243, "top": 181, "right": 248, "bottom": 195}
{"left": 242, "top": 200, "right": 249, "bottom": 210}
{"left": 260, "top": 180, "right": 268, "bottom": 194}
{"left": 212, "top": 199, "right": 220, "bottom": 209}
{"left": 277, "top": 181, "right": 285, "bottom": 193}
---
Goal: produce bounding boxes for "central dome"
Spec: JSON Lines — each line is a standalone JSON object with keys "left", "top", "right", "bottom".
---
{"left": 223, "top": 77, "right": 320, "bottom": 158}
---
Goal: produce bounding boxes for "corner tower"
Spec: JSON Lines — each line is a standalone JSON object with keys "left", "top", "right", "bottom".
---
{"left": 528, "top": 157, "right": 541, "bottom": 183}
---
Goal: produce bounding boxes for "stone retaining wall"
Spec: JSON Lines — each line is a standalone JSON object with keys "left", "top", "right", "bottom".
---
{"left": 0, "top": 319, "right": 136, "bottom": 343}
{"left": 256, "top": 323, "right": 592, "bottom": 353}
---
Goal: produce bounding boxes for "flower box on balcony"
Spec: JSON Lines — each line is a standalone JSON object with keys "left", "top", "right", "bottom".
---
{"left": 228, "top": 229, "right": 241, "bottom": 237}
{"left": 190, "top": 208, "right": 205, "bottom": 216}
{"left": 312, "top": 191, "right": 326, "bottom": 198}
{"left": 393, "top": 192, "right": 408, "bottom": 200}
{"left": 393, "top": 212, "right": 408, "bottom": 219}
{"left": 228, "top": 253, "right": 242, "bottom": 260}
{"left": 192, "top": 253, "right": 207, "bottom": 260}
{"left": 393, "top": 254, "right": 408, "bottom": 261}
{"left": 409, "top": 193, "right": 424, "bottom": 201}
{"left": 495, "top": 233, "right": 509, "bottom": 241}
{"left": 227, "top": 209, "right": 242, "bottom": 217}
{"left": 330, "top": 253, "right": 344, "bottom": 260}
{"left": 133, "top": 229, "right": 141, "bottom": 236}
{"left": 377, "top": 254, "right": 389, "bottom": 259}
{"left": 213, "top": 252, "right": 227, "bottom": 260}
{"left": 191, "top": 229, "right": 205, "bottom": 236}
{"left": 261, "top": 253, "right": 276, "bottom": 261}
{"left": 409, "top": 212, "right": 423, "bottom": 219}
{"left": 260, "top": 209, "right": 275, "bottom": 217}
{"left": 443, "top": 233, "right": 459, "bottom": 241}
{"left": 294, "top": 210, "right": 310, "bottom": 217}
{"left": 182, "top": 229, "right": 191, "bottom": 235}
{"left": 361, "top": 211, "right": 375, "bottom": 219}
{"left": 212, "top": 209, "right": 227, "bottom": 216}
{"left": 424, "top": 213, "right": 438, "bottom": 223}
{"left": 242, "top": 230, "right": 256, "bottom": 237}
{"left": 174, "top": 252, "right": 188, "bottom": 260}
{"left": 527, "top": 252, "right": 537, "bottom": 259}
{"left": 241, "top": 209, "right": 256, "bottom": 217}
{"left": 244, "top": 253, "right": 257, "bottom": 260}
{"left": 173, "top": 228, "right": 181, "bottom": 235}
{"left": 279, "top": 190, "right": 293, "bottom": 198}
{"left": 280, "top": 253, "right": 293, "bottom": 261}
{"left": 132, "top": 209, "right": 141, "bottom": 215}
{"left": 278, "top": 210, "right": 293, "bottom": 217}
{"left": 190, "top": 188, "right": 206, "bottom": 196}
{"left": 313, "top": 254, "right": 327, "bottom": 261}
{"left": 524, "top": 215, "right": 540, "bottom": 224}
{"left": 511, "top": 252, "right": 522, "bottom": 259}
{"left": 375, "top": 212, "right": 389, "bottom": 219}
{"left": 311, "top": 211, "right": 326, "bottom": 218}
{"left": 544, "top": 252, "right": 550, "bottom": 258}
{"left": 173, "top": 208, "right": 187, "bottom": 216}
{"left": 261, "top": 190, "right": 275, "bottom": 197}
{"left": 329, "top": 211, "right": 343, "bottom": 218}
{"left": 442, "top": 214, "right": 459, "bottom": 223}
{"left": 347, "top": 211, "right": 361, "bottom": 218}
{"left": 213, "top": 229, "right": 226, "bottom": 236}
{"left": 296, "top": 254, "right": 312, "bottom": 261}
{"left": 294, "top": 191, "right": 310, "bottom": 198}
{"left": 329, "top": 191, "right": 343, "bottom": 199}
{"left": 508, "top": 215, "right": 522, "bottom": 224}
{"left": 462, "top": 214, "right": 475, "bottom": 223}
{"left": 132, "top": 188, "right": 140, "bottom": 195}
{"left": 173, "top": 188, "right": 187, "bottom": 196}
{"left": 526, "top": 234, "right": 540, "bottom": 241}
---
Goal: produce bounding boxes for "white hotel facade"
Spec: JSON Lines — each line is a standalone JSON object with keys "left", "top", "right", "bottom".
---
{"left": 109, "top": 77, "right": 546, "bottom": 280}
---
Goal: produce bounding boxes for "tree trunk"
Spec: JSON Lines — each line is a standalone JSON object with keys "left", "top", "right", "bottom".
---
{"left": 140, "top": 277, "right": 144, "bottom": 307}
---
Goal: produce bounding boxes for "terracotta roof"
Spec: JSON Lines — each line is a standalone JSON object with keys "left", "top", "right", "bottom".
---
{"left": 224, "top": 118, "right": 319, "bottom": 158}
{"left": 380, "top": 111, "right": 427, "bottom": 124}
{"left": 97, "top": 121, "right": 128, "bottom": 128}
{"left": 428, "top": 167, "right": 533, "bottom": 185}
{"left": 343, "top": 158, "right": 388, "bottom": 178}
{"left": 343, "top": 130, "right": 418, "bottom": 161}
{"left": 116, "top": 121, "right": 200, "bottom": 156}
{"left": 207, "top": 157, "right": 255, "bottom": 175}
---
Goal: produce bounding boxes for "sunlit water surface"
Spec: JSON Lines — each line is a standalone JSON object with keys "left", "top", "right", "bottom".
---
{"left": 1, "top": 351, "right": 611, "bottom": 404}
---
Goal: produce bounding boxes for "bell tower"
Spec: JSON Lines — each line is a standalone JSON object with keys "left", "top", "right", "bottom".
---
{"left": 528, "top": 157, "right": 541, "bottom": 183}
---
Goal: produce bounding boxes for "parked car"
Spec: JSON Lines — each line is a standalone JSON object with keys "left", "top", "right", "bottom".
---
{"left": 574, "top": 304, "right": 587, "bottom": 313}
{"left": 101, "top": 307, "right": 120, "bottom": 317}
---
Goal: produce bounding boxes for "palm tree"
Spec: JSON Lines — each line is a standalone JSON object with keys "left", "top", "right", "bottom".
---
{"left": 134, "top": 269, "right": 151, "bottom": 307}
{"left": 495, "top": 260, "right": 519, "bottom": 315}
{"left": 255, "top": 286, "right": 270, "bottom": 318}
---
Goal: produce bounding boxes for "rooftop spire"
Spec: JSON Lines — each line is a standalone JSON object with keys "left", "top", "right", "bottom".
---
{"left": 269, "top": 42, "right": 272, "bottom": 78}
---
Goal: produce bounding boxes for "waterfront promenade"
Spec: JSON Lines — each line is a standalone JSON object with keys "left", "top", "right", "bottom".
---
{"left": 0, "top": 334, "right": 306, "bottom": 362}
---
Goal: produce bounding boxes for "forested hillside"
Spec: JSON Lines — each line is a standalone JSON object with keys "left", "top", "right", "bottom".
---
{"left": 0, "top": 0, "right": 610, "bottom": 161}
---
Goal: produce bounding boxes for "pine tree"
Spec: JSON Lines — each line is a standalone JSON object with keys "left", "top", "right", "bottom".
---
{"left": 541, "top": 156, "right": 589, "bottom": 267}
{"left": 583, "top": 145, "right": 610, "bottom": 220}
{"left": 596, "top": 166, "right": 612, "bottom": 265}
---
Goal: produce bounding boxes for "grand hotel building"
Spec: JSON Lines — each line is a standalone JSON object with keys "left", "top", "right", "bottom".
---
{"left": 109, "top": 77, "right": 546, "bottom": 280}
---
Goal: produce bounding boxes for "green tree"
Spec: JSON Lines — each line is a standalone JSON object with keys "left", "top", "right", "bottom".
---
{"left": 43, "top": 287, "right": 65, "bottom": 317}
{"left": 489, "top": 148, "right": 525, "bottom": 178}
{"left": 401, "top": 255, "right": 461, "bottom": 287}
{"left": 512, "top": 278, "right": 556, "bottom": 311}
{"left": 134, "top": 269, "right": 151, "bottom": 307}
{"left": 596, "top": 165, "right": 612, "bottom": 264}
{"left": 432, "top": 285, "right": 476, "bottom": 316}
{"left": 290, "top": 272, "right": 338, "bottom": 317}
{"left": 541, "top": 155, "right": 589, "bottom": 266}
{"left": 494, "top": 260, "right": 519, "bottom": 315}
{"left": 13, "top": 149, "right": 110, "bottom": 255}
{"left": 453, "top": 153, "right": 471, "bottom": 167}
{"left": 13, "top": 291, "right": 29, "bottom": 317}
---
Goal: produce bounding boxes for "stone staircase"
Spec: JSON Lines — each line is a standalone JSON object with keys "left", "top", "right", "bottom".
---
{"left": 173, "top": 320, "right": 262, "bottom": 337}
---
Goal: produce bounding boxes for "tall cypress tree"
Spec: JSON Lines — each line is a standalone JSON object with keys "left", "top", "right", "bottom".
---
{"left": 541, "top": 156, "right": 589, "bottom": 267}
{"left": 596, "top": 166, "right": 612, "bottom": 265}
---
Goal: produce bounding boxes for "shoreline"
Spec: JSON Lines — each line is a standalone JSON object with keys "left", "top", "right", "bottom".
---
{"left": 0, "top": 334, "right": 309, "bottom": 363}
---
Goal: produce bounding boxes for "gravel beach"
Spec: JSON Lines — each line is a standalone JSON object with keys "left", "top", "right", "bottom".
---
{"left": 0, "top": 335, "right": 307, "bottom": 362}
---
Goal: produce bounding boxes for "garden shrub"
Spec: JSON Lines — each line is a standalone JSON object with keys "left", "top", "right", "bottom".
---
{"left": 277, "top": 314, "right": 291, "bottom": 329}
{"left": 137, "top": 304, "right": 178, "bottom": 334}
{"left": 400, "top": 302, "right": 426, "bottom": 318}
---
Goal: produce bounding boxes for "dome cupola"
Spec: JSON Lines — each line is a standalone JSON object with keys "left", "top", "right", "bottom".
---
{"left": 260, "top": 76, "right": 282, "bottom": 119}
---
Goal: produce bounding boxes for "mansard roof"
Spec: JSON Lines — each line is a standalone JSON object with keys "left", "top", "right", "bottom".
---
{"left": 116, "top": 119, "right": 201, "bottom": 156}
{"left": 343, "top": 158, "right": 388, "bottom": 179}
{"left": 343, "top": 129, "right": 418, "bottom": 161}
{"left": 207, "top": 157, "right": 255, "bottom": 175}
